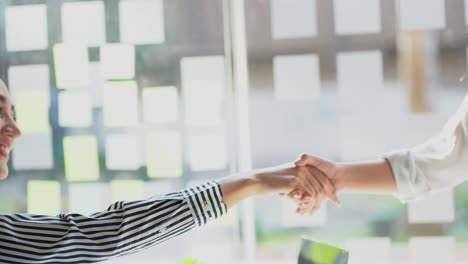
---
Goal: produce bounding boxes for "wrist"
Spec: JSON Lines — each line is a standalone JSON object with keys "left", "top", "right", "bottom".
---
{"left": 336, "top": 163, "right": 351, "bottom": 191}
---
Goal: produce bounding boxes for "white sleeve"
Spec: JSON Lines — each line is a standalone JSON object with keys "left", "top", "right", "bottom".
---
{"left": 384, "top": 95, "right": 468, "bottom": 203}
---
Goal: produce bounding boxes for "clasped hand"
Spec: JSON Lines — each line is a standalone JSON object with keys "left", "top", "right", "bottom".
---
{"left": 253, "top": 154, "right": 345, "bottom": 215}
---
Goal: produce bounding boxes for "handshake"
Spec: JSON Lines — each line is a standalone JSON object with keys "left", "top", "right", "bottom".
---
{"left": 220, "top": 153, "right": 360, "bottom": 214}
{"left": 252, "top": 154, "right": 345, "bottom": 215}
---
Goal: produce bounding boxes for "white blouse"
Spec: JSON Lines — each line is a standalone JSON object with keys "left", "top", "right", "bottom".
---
{"left": 385, "top": 95, "right": 468, "bottom": 202}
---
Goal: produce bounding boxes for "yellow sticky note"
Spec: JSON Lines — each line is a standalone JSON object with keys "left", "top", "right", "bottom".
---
{"left": 27, "top": 180, "right": 61, "bottom": 215}
{"left": 15, "top": 90, "right": 49, "bottom": 133}
{"left": 63, "top": 135, "right": 100, "bottom": 181}
{"left": 111, "top": 180, "right": 144, "bottom": 202}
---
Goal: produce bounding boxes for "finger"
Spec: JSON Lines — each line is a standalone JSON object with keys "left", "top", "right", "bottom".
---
{"left": 307, "top": 166, "right": 341, "bottom": 207}
{"left": 300, "top": 192, "right": 312, "bottom": 202}
{"left": 302, "top": 198, "right": 317, "bottom": 216}
{"left": 309, "top": 197, "right": 323, "bottom": 215}
{"left": 287, "top": 189, "right": 303, "bottom": 201}
{"left": 295, "top": 153, "right": 321, "bottom": 167}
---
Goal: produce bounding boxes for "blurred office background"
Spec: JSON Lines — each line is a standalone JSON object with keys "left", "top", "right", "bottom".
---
{"left": 0, "top": 0, "right": 467, "bottom": 263}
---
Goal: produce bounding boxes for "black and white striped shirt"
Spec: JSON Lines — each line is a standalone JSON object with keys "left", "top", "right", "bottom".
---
{"left": 0, "top": 181, "right": 227, "bottom": 264}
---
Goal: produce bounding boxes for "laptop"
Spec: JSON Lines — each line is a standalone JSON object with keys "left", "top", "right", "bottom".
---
{"left": 298, "top": 236, "right": 349, "bottom": 264}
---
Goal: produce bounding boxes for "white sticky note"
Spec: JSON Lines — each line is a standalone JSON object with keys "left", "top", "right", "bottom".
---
{"left": 5, "top": 5, "right": 48, "bottom": 51}
{"left": 336, "top": 51, "right": 383, "bottom": 97}
{"left": 63, "top": 135, "right": 100, "bottom": 182}
{"left": 142, "top": 86, "right": 178, "bottom": 123}
{"left": 111, "top": 180, "right": 145, "bottom": 202}
{"left": 101, "top": 44, "right": 135, "bottom": 80}
{"left": 181, "top": 56, "right": 225, "bottom": 127}
{"left": 119, "top": 0, "right": 165, "bottom": 44}
{"left": 62, "top": 1, "right": 106, "bottom": 46}
{"left": 53, "top": 43, "right": 89, "bottom": 89}
{"left": 58, "top": 91, "right": 93, "bottom": 127}
{"left": 273, "top": 54, "right": 320, "bottom": 101}
{"left": 410, "top": 236, "right": 456, "bottom": 264}
{"left": 188, "top": 134, "right": 227, "bottom": 171}
{"left": 340, "top": 116, "right": 385, "bottom": 160}
{"left": 27, "top": 181, "right": 61, "bottom": 215}
{"left": 399, "top": 0, "right": 445, "bottom": 30}
{"left": 102, "top": 81, "right": 139, "bottom": 127}
{"left": 8, "top": 64, "right": 50, "bottom": 101}
{"left": 346, "top": 238, "right": 391, "bottom": 264}
{"left": 68, "top": 183, "right": 111, "bottom": 216}
{"left": 105, "top": 134, "right": 140, "bottom": 170}
{"left": 271, "top": 0, "right": 317, "bottom": 39}
{"left": 13, "top": 131, "right": 53, "bottom": 170}
{"left": 408, "top": 190, "right": 454, "bottom": 224}
{"left": 334, "top": 0, "right": 381, "bottom": 35}
{"left": 146, "top": 132, "right": 183, "bottom": 178}
{"left": 280, "top": 197, "right": 327, "bottom": 227}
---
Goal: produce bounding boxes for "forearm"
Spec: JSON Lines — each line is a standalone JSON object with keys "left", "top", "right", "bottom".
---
{"left": 218, "top": 172, "right": 271, "bottom": 208}
{"left": 340, "top": 159, "right": 397, "bottom": 192}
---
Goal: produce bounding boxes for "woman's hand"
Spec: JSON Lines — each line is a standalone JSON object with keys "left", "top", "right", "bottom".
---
{"left": 251, "top": 163, "right": 340, "bottom": 206}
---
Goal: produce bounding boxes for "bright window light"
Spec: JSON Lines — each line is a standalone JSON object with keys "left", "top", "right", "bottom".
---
{"left": 68, "top": 183, "right": 111, "bottom": 215}
{"left": 119, "top": 0, "right": 165, "bottom": 44}
{"left": 13, "top": 131, "right": 53, "bottom": 170}
{"left": 400, "top": 0, "right": 445, "bottom": 30}
{"left": 8, "top": 65, "right": 49, "bottom": 102}
{"left": 63, "top": 135, "right": 100, "bottom": 182}
{"left": 100, "top": 44, "right": 135, "bottom": 80}
{"left": 53, "top": 43, "right": 89, "bottom": 89}
{"left": 5, "top": 4, "right": 48, "bottom": 51}
{"left": 271, "top": 0, "right": 317, "bottom": 39}
{"left": 346, "top": 238, "right": 391, "bottom": 264}
{"left": 111, "top": 180, "right": 144, "bottom": 202}
{"left": 62, "top": 1, "right": 106, "bottom": 46}
{"left": 142, "top": 86, "right": 178, "bottom": 123}
{"left": 88, "top": 62, "right": 105, "bottom": 107}
{"left": 273, "top": 54, "right": 320, "bottom": 101}
{"left": 188, "top": 134, "right": 227, "bottom": 171}
{"left": 15, "top": 90, "right": 49, "bottom": 133}
{"left": 181, "top": 56, "right": 225, "bottom": 127}
{"left": 102, "top": 81, "right": 139, "bottom": 127}
{"left": 339, "top": 116, "right": 385, "bottom": 160}
{"left": 409, "top": 237, "right": 456, "bottom": 264}
{"left": 105, "top": 134, "right": 140, "bottom": 170}
{"left": 58, "top": 91, "right": 93, "bottom": 127}
{"left": 146, "top": 132, "right": 183, "bottom": 178}
{"left": 408, "top": 190, "right": 454, "bottom": 224}
{"left": 336, "top": 50, "right": 383, "bottom": 98}
{"left": 334, "top": 0, "right": 381, "bottom": 35}
{"left": 27, "top": 181, "right": 61, "bottom": 215}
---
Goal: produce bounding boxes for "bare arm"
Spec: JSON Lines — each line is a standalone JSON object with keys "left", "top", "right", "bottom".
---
{"left": 341, "top": 159, "right": 397, "bottom": 192}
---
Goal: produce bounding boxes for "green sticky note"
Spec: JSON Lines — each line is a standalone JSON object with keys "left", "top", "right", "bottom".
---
{"left": 111, "top": 180, "right": 144, "bottom": 202}
{"left": 53, "top": 43, "right": 89, "bottom": 89}
{"left": 102, "top": 81, "right": 139, "bottom": 127}
{"left": 27, "top": 181, "right": 61, "bottom": 215}
{"left": 147, "top": 132, "right": 183, "bottom": 178}
{"left": 63, "top": 135, "right": 100, "bottom": 182}
{"left": 15, "top": 90, "right": 49, "bottom": 133}
{"left": 299, "top": 237, "right": 349, "bottom": 264}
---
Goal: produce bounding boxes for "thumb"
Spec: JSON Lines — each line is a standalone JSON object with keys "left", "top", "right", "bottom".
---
{"left": 295, "top": 154, "right": 333, "bottom": 174}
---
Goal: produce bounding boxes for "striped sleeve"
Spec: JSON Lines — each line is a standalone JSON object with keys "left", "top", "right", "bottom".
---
{"left": 0, "top": 180, "right": 227, "bottom": 264}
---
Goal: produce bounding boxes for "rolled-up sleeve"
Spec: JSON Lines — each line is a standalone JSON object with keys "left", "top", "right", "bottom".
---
{"left": 385, "top": 95, "right": 468, "bottom": 203}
